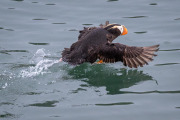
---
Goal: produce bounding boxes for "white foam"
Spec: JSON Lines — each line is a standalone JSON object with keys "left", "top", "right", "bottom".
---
{"left": 30, "top": 48, "right": 50, "bottom": 64}
{"left": 19, "top": 49, "right": 59, "bottom": 78}
{"left": 2, "top": 83, "right": 8, "bottom": 89}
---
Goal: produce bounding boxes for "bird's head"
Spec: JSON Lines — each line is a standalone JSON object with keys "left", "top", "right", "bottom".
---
{"left": 104, "top": 24, "right": 128, "bottom": 36}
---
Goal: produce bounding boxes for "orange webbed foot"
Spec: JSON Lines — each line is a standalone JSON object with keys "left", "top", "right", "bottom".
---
{"left": 96, "top": 60, "right": 103, "bottom": 64}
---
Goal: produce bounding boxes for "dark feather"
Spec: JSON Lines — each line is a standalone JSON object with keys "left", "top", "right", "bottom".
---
{"left": 98, "top": 43, "right": 159, "bottom": 68}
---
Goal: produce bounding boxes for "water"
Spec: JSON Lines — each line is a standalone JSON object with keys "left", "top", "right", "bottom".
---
{"left": 0, "top": 0, "right": 180, "bottom": 120}
{"left": 20, "top": 48, "right": 59, "bottom": 78}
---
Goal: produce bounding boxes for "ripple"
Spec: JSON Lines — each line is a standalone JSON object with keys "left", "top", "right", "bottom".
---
{"left": 95, "top": 102, "right": 133, "bottom": 106}
{"left": 119, "top": 90, "right": 180, "bottom": 94}
{"left": 159, "top": 49, "right": 180, "bottom": 51}
{"left": 174, "top": 18, "right": 180, "bottom": 20}
{"left": 107, "top": 0, "right": 118, "bottom": 2}
{"left": 25, "top": 100, "right": 59, "bottom": 107}
{"left": 82, "top": 24, "right": 93, "bottom": 26}
{"left": 71, "top": 88, "right": 87, "bottom": 93}
{"left": 50, "top": 115, "right": 61, "bottom": 118}
{"left": 134, "top": 31, "right": 147, "bottom": 34}
{"left": 155, "top": 63, "right": 180, "bottom": 66}
{"left": 45, "top": 3, "right": 56, "bottom": 5}
{"left": 8, "top": 8, "right": 15, "bottom": 9}
{"left": 69, "top": 29, "right": 78, "bottom": 31}
{"left": 29, "top": 42, "right": 49, "bottom": 46}
{"left": 5, "top": 29, "right": 14, "bottom": 31}
{"left": 123, "top": 16, "right": 147, "bottom": 18}
{"left": 0, "top": 50, "right": 29, "bottom": 54}
{"left": 5, "top": 50, "right": 28, "bottom": 52}
{"left": 0, "top": 102, "right": 14, "bottom": 106}
{"left": 149, "top": 3, "right": 157, "bottom": 5}
{"left": 52, "top": 22, "right": 66, "bottom": 24}
{"left": 12, "top": 63, "right": 35, "bottom": 68}
{"left": 32, "top": 18, "right": 47, "bottom": 20}
{"left": 32, "top": 2, "right": 38, "bottom": 3}
{"left": 12, "top": 0, "right": 24, "bottom": 1}
{"left": 0, "top": 27, "right": 14, "bottom": 31}
{"left": 23, "top": 92, "right": 42, "bottom": 95}
{"left": 0, "top": 112, "right": 15, "bottom": 118}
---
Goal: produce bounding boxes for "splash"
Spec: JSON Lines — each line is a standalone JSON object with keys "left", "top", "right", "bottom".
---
{"left": 2, "top": 83, "right": 8, "bottom": 89}
{"left": 19, "top": 49, "right": 59, "bottom": 78}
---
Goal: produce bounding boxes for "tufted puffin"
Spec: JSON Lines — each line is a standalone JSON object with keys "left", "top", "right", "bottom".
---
{"left": 61, "top": 21, "right": 159, "bottom": 68}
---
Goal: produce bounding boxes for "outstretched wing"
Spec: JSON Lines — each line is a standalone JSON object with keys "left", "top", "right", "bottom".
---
{"left": 98, "top": 43, "right": 159, "bottom": 68}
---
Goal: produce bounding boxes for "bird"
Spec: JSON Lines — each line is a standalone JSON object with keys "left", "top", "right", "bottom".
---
{"left": 61, "top": 21, "right": 159, "bottom": 68}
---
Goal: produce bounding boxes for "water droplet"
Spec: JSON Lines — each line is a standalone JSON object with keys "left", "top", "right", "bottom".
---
{"left": 2, "top": 83, "right": 8, "bottom": 89}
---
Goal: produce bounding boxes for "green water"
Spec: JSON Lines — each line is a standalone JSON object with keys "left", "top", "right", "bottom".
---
{"left": 0, "top": 0, "right": 180, "bottom": 120}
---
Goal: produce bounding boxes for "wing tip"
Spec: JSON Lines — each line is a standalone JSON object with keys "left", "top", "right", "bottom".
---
{"left": 125, "top": 44, "right": 160, "bottom": 68}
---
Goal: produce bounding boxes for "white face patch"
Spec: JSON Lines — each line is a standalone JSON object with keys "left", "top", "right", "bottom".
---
{"left": 117, "top": 25, "right": 124, "bottom": 34}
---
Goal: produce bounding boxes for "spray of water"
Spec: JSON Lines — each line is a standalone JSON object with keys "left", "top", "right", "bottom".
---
{"left": 19, "top": 49, "right": 59, "bottom": 78}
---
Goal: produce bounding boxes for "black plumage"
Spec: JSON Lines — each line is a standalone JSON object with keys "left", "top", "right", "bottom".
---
{"left": 62, "top": 21, "right": 159, "bottom": 68}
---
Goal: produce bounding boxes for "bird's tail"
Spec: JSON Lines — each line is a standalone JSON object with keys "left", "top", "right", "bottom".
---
{"left": 61, "top": 48, "right": 86, "bottom": 65}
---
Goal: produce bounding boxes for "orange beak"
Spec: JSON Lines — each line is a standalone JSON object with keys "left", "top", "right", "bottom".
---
{"left": 121, "top": 25, "right": 128, "bottom": 35}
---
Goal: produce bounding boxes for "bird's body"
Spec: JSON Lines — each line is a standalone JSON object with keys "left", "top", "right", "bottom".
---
{"left": 62, "top": 28, "right": 109, "bottom": 64}
{"left": 62, "top": 21, "right": 159, "bottom": 68}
